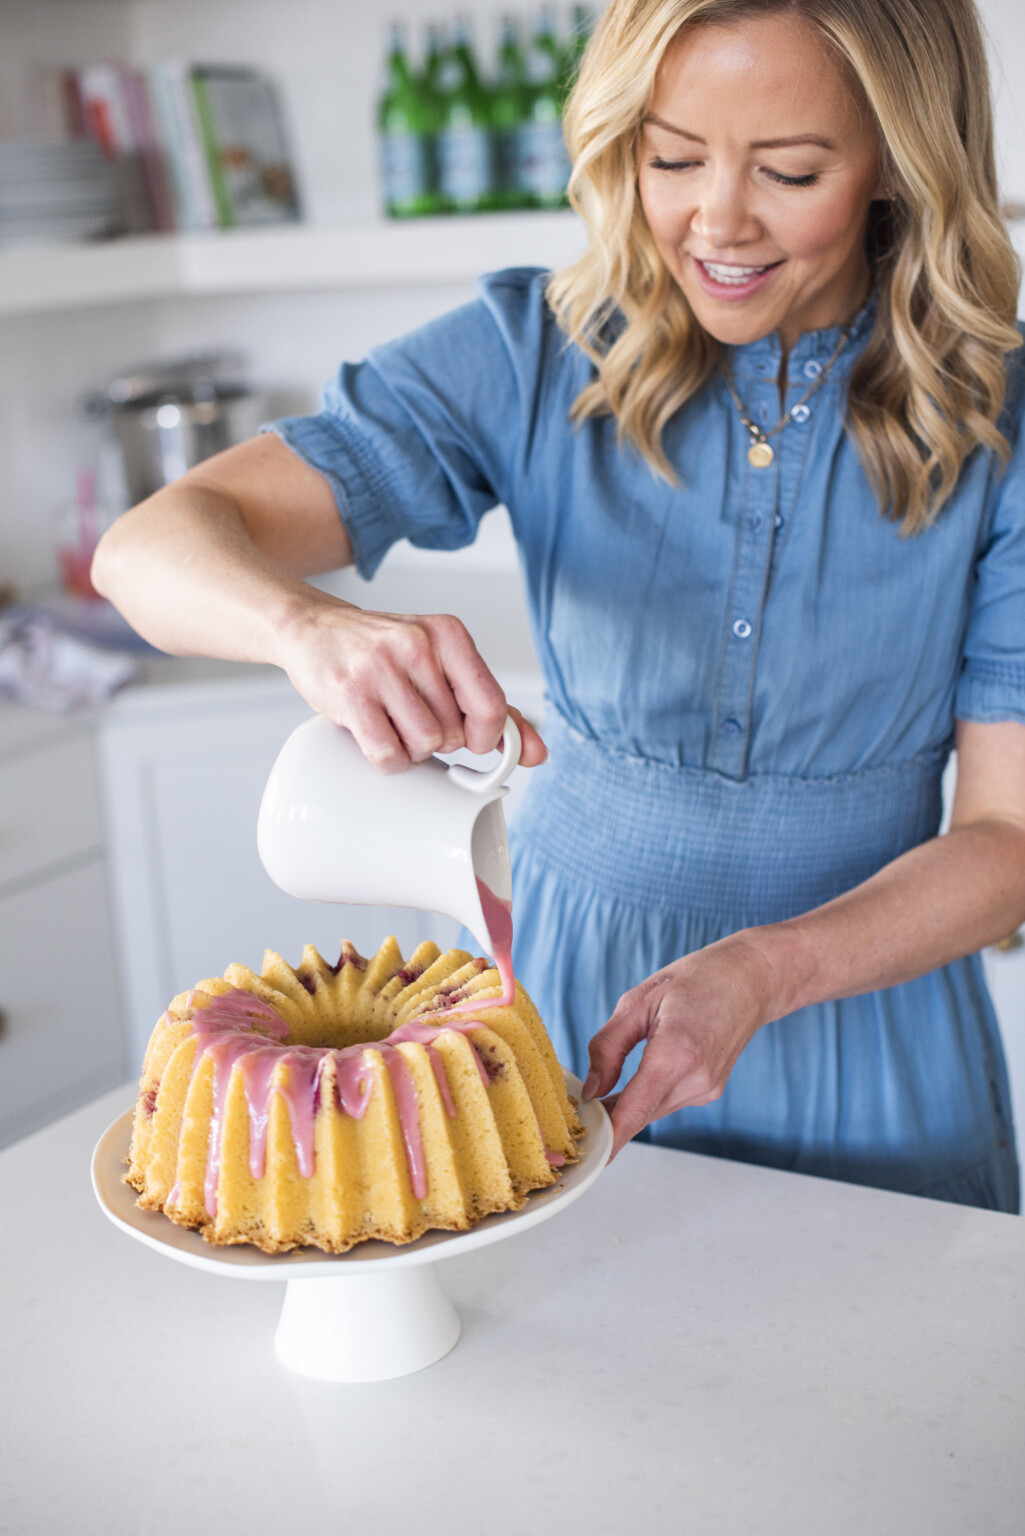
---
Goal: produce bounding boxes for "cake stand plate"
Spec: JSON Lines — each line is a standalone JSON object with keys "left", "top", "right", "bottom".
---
{"left": 92, "top": 1072, "right": 612, "bottom": 1383}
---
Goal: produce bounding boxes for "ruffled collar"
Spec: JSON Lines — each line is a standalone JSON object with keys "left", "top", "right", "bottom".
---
{"left": 724, "top": 289, "right": 878, "bottom": 381}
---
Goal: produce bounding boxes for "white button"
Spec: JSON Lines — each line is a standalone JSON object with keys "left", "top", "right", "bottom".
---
{"left": 774, "top": 513, "right": 784, "bottom": 529}
{"left": 791, "top": 403, "right": 811, "bottom": 422}
{"left": 732, "top": 619, "right": 752, "bottom": 639}
{"left": 803, "top": 359, "right": 822, "bottom": 380}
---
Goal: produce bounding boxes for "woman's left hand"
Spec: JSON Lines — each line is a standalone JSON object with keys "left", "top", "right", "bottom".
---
{"left": 583, "top": 932, "right": 779, "bottom": 1159}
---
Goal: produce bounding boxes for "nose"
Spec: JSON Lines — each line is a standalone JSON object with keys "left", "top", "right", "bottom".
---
{"left": 690, "top": 168, "right": 762, "bottom": 253}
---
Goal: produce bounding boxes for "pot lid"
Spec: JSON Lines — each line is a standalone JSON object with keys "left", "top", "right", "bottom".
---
{"left": 99, "top": 351, "right": 250, "bottom": 409}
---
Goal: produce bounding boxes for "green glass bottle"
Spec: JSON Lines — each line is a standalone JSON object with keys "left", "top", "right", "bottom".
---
{"left": 435, "top": 16, "right": 499, "bottom": 213}
{"left": 517, "top": 7, "right": 571, "bottom": 209}
{"left": 491, "top": 15, "right": 529, "bottom": 210}
{"left": 423, "top": 22, "right": 446, "bottom": 97}
{"left": 533, "top": 4, "right": 563, "bottom": 77}
{"left": 378, "top": 21, "right": 441, "bottom": 218}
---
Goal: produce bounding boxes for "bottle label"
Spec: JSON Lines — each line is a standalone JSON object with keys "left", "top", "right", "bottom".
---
{"left": 437, "top": 126, "right": 494, "bottom": 204}
{"left": 381, "top": 133, "right": 433, "bottom": 208}
{"left": 514, "top": 121, "right": 570, "bottom": 200}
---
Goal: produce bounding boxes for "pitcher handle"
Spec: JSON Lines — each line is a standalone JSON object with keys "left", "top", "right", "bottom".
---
{"left": 447, "top": 714, "right": 522, "bottom": 795}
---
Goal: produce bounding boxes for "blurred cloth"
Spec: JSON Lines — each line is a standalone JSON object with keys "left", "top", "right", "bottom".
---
{"left": 0, "top": 612, "right": 139, "bottom": 712}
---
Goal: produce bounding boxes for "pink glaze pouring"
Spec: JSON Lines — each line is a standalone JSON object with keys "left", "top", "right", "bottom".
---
{"left": 436, "top": 878, "right": 516, "bottom": 1017}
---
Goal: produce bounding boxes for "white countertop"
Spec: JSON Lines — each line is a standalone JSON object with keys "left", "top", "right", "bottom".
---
{"left": 2, "top": 1084, "right": 1023, "bottom": 1536}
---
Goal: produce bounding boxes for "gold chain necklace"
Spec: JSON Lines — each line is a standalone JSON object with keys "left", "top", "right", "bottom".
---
{"left": 720, "top": 321, "right": 853, "bottom": 468}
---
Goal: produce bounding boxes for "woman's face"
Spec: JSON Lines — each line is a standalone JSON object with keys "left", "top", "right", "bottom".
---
{"left": 637, "top": 13, "right": 886, "bottom": 356}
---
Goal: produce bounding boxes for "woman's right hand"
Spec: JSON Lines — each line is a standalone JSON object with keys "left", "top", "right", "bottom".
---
{"left": 276, "top": 595, "right": 548, "bottom": 774}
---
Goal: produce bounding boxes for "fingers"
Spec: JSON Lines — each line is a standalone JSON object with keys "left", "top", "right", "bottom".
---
{"left": 324, "top": 613, "right": 482, "bottom": 770}
{"left": 583, "top": 989, "right": 653, "bottom": 1102}
{"left": 344, "top": 699, "right": 411, "bottom": 775}
{"left": 605, "top": 1034, "right": 694, "bottom": 1159}
{"left": 426, "top": 613, "right": 508, "bottom": 755}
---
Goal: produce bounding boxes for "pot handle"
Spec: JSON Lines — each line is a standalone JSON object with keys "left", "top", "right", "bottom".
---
{"left": 447, "top": 715, "right": 522, "bottom": 795}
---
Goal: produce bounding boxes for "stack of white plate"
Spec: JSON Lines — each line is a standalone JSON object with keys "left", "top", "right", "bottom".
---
{"left": 0, "top": 140, "right": 118, "bottom": 248}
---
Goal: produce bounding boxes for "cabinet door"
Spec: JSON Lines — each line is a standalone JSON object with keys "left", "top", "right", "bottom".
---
{"left": 0, "top": 860, "right": 126, "bottom": 1148}
{"left": 943, "top": 753, "right": 1025, "bottom": 1184}
{"left": 0, "top": 732, "right": 102, "bottom": 892}
{"left": 983, "top": 942, "right": 1025, "bottom": 1176}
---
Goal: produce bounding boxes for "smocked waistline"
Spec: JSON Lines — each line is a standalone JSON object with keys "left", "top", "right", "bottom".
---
{"left": 512, "top": 712, "right": 946, "bottom": 924}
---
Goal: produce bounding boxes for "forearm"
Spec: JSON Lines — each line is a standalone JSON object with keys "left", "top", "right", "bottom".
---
{"left": 751, "top": 820, "right": 1025, "bottom": 1021}
{"left": 91, "top": 483, "right": 340, "bottom": 665}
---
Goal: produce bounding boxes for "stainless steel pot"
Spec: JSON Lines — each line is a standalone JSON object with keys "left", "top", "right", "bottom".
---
{"left": 87, "top": 353, "right": 268, "bottom": 503}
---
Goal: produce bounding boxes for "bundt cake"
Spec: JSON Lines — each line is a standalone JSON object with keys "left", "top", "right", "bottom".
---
{"left": 126, "top": 937, "right": 585, "bottom": 1254}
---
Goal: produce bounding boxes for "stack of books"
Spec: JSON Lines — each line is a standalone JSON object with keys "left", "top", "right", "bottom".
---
{"left": 4, "top": 60, "right": 301, "bottom": 240}
{"left": 0, "top": 140, "right": 118, "bottom": 248}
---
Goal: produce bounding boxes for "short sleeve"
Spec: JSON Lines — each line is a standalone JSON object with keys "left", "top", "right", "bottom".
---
{"left": 264, "top": 267, "right": 551, "bottom": 579}
{"left": 955, "top": 334, "right": 1025, "bottom": 726}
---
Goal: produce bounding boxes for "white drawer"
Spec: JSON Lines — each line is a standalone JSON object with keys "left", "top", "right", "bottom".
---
{"left": 0, "top": 734, "right": 103, "bottom": 892}
{"left": 0, "top": 858, "right": 125, "bottom": 1145}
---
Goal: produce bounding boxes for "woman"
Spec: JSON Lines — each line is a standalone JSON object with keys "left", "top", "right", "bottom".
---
{"left": 93, "top": 0, "right": 1025, "bottom": 1209}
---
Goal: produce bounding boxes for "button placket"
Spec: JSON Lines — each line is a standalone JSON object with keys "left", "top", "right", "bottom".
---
{"left": 712, "top": 382, "right": 780, "bottom": 779}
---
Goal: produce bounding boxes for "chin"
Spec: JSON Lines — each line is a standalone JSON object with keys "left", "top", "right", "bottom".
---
{"left": 684, "top": 295, "right": 775, "bottom": 345}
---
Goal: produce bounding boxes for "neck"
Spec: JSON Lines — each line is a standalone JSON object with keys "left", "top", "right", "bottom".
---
{"left": 777, "top": 270, "right": 872, "bottom": 365}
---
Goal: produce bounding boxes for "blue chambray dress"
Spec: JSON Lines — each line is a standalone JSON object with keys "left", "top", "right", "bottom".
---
{"left": 270, "top": 267, "right": 1025, "bottom": 1212}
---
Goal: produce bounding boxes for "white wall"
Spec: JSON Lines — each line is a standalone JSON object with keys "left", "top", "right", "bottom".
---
{"left": 979, "top": 0, "right": 1025, "bottom": 204}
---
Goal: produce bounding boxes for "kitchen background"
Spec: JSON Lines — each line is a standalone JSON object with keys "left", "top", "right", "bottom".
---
{"left": 1, "top": 0, "right": 1023, "bottom": 1180}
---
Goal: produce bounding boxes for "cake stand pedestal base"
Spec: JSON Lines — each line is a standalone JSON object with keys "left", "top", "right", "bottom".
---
{"left": 275, "top": 1264, "right": 460, "bottom": 1382}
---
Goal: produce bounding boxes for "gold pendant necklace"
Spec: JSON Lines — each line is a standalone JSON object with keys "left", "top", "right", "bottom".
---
{"left": 720, "top": 320, "right": 854, "bottom": 469}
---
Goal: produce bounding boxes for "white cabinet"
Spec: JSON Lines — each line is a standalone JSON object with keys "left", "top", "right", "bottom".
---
{"left": 0, "top": 861, "right": 124, "bottom": 1145}
{"left": 941, "top": 755, "right": 1025, "bottom": 1180}
{"left": 983, "top": 942, "right": 1025, "bottom": 1172}
{"left": 0, "top": 711, "right": 126, "bottom": 1147}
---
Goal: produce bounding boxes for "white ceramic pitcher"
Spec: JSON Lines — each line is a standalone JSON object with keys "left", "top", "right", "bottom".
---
{"left": 256, "top": 713, "right": 522, "bottom": 955}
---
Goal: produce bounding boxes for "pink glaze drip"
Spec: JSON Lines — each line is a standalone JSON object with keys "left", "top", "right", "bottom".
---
{"left": 380, "top": 1046, "right": 427, "bottom": 1199}
{"left": 171, "top": 987, "right": 523, "bottom": 1216}
{"left": 426, "top": 1044, "right": 457, "bottom": 1116}
{"left": 332, "top": 1049, "right": 376, "bottom": 1119}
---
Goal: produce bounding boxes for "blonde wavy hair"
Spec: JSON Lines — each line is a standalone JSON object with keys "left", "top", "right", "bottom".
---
{"left": 548, "top": 0, "right": 1022, "bottom": 533}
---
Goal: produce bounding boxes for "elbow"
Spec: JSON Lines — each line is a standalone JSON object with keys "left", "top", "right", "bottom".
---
{"left": 90, "top": 499, "right": 151, "bottom": 609}
{"left": 89, "top": 514, "right": 126, "bottom": 604}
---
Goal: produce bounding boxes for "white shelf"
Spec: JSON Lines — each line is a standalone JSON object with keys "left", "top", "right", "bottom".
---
{"left": 0, "top": 210, "right": 586, "bottom": 318}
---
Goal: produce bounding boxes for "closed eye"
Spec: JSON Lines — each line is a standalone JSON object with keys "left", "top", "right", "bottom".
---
{"left": 647, "top": 156, "right": 820, "bottom": 188}
{"left": 763, "top": 168, "right": 820, "bottom": 187}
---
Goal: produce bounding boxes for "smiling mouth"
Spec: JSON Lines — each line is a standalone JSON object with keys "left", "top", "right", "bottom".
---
{"left": 696, "top": 258, "right": 783, "bottom": 284}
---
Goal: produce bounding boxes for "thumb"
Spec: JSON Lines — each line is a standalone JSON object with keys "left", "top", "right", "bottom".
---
{"left": 583, "top": 987, "right": 654, "bottom": 1101}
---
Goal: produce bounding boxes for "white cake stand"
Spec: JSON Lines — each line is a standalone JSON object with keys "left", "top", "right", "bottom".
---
{"left": 92, "top": 1073, "right": 612, "bottom": 1384}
